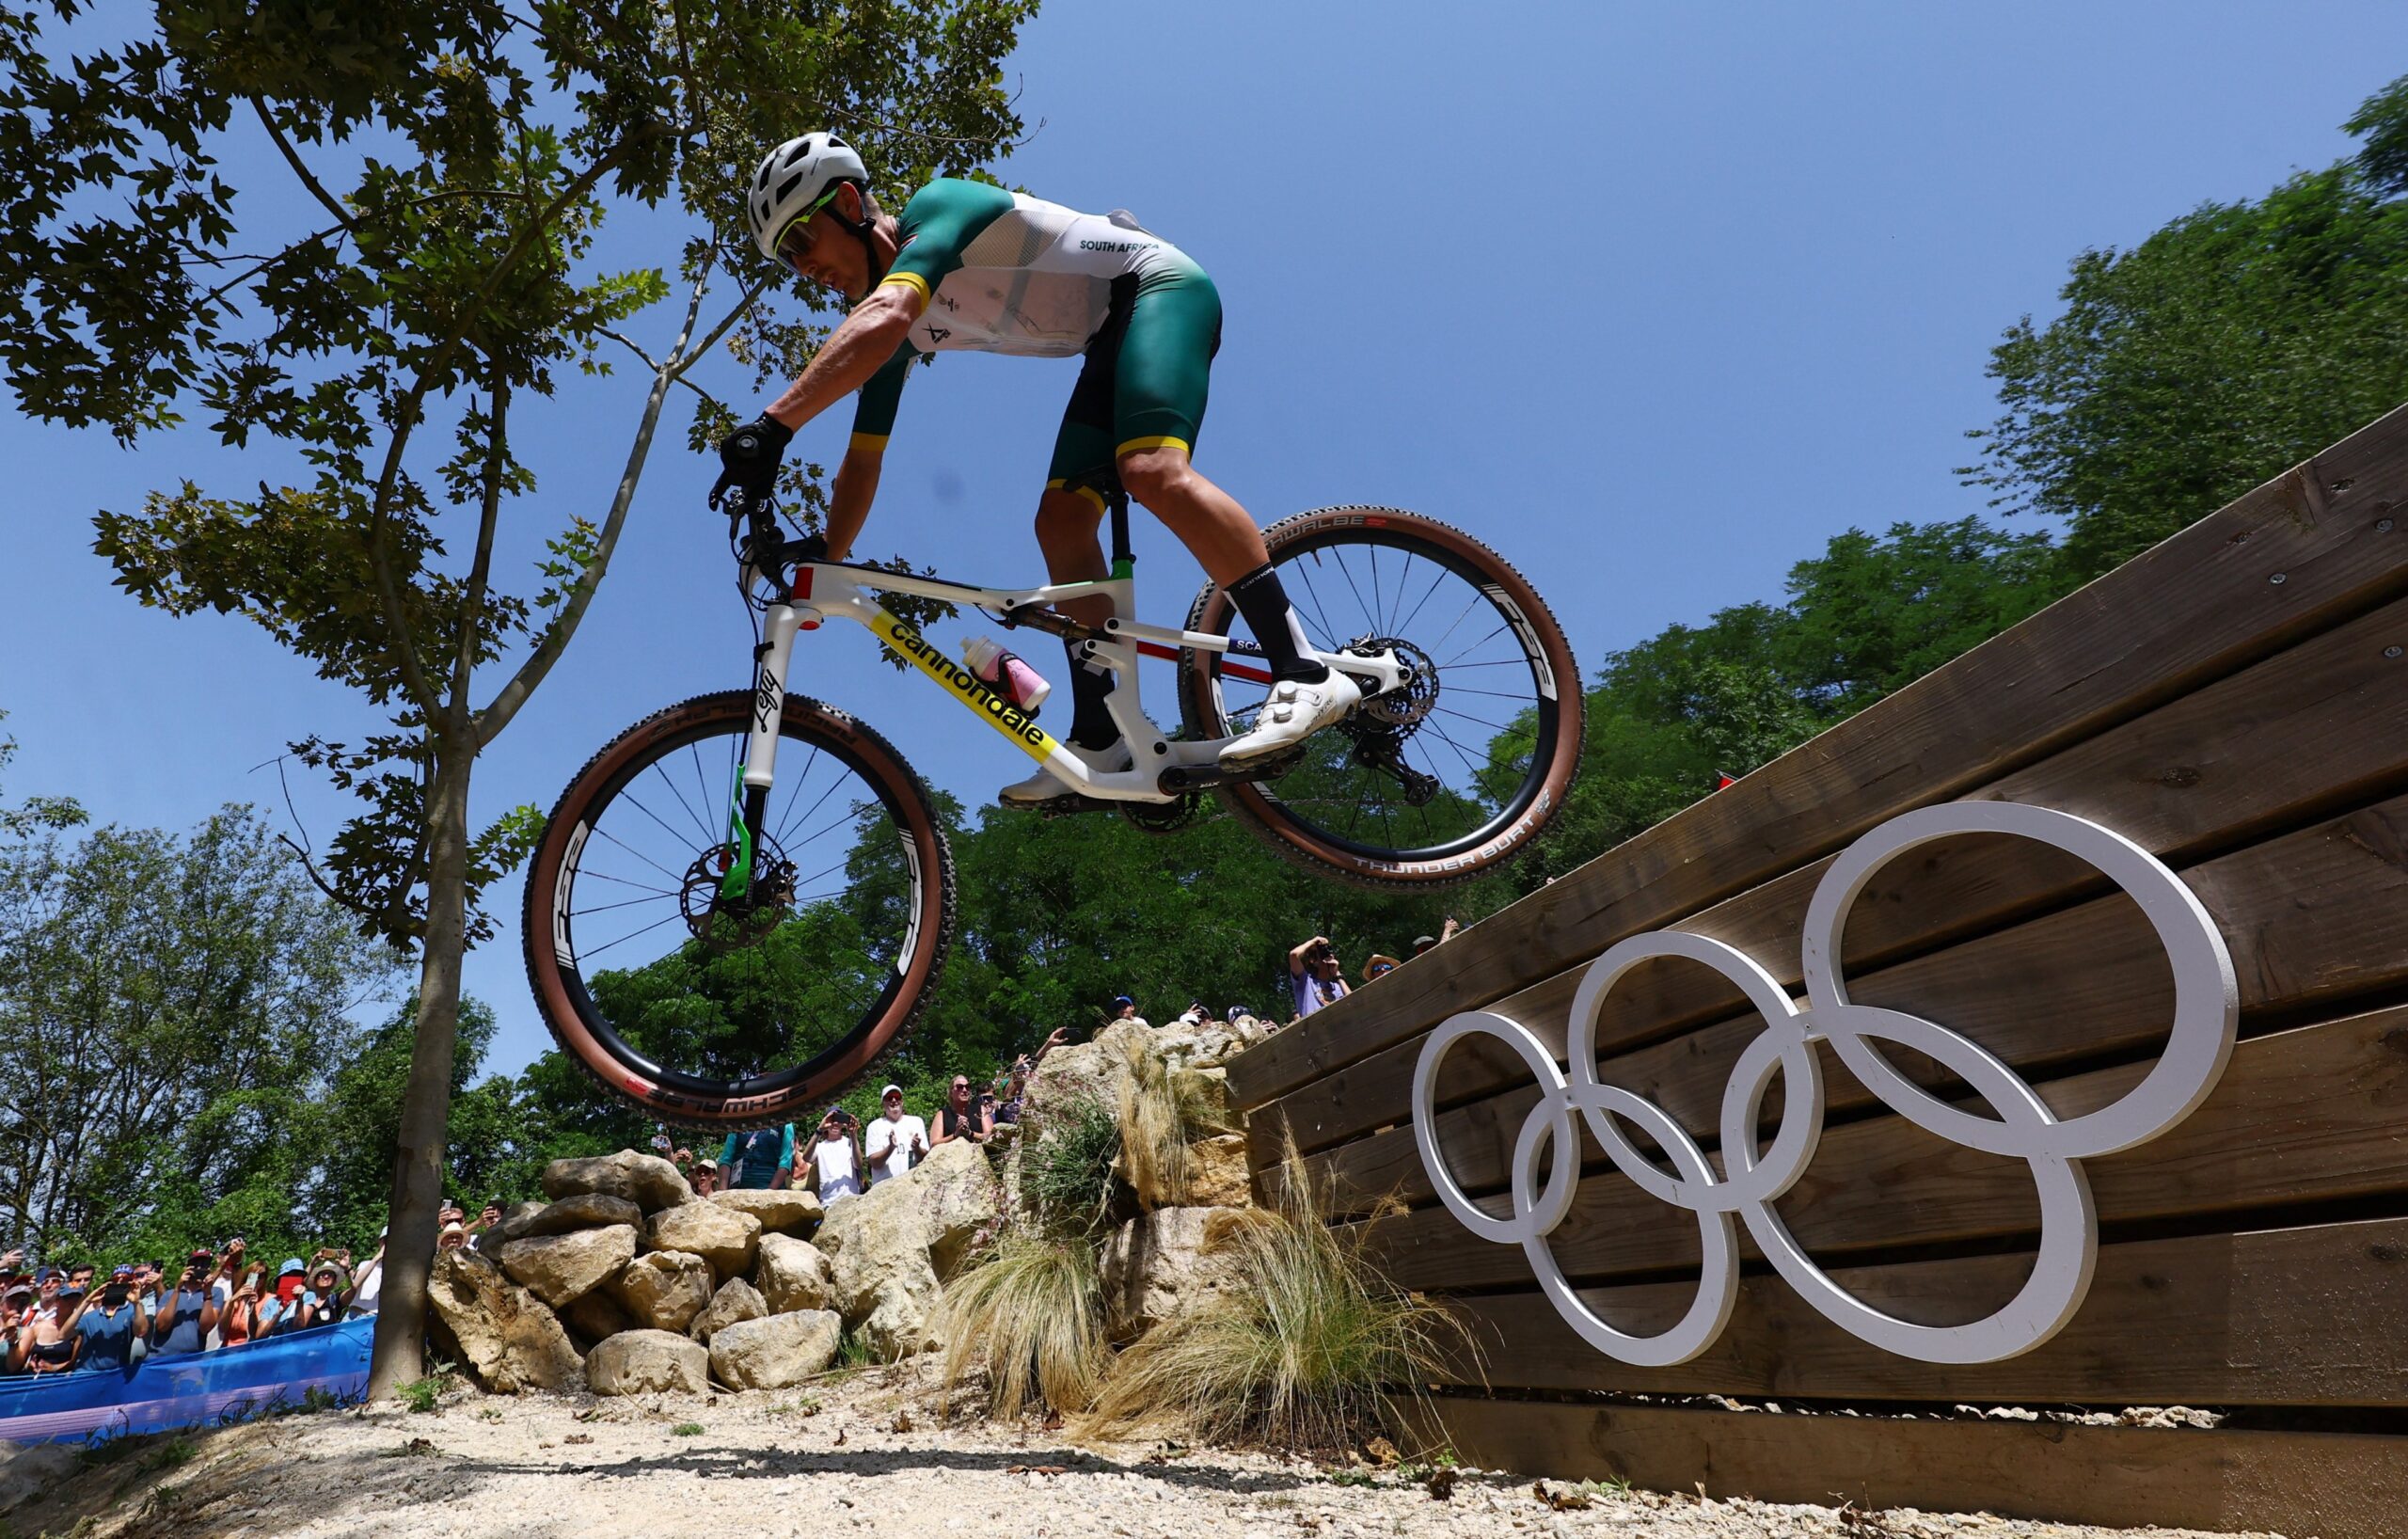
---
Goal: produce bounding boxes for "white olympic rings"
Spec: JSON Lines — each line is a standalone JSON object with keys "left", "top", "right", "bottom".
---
{"left": 1409, "top": 801, "right": 2237, "bottom": 1367}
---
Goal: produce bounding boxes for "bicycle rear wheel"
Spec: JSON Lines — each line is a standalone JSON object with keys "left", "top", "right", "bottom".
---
{"left": 1180, "top": 506, "right": 1583, "bottom": 888}
{"left": 522, "top": 690, "right": 954, "bottom": 1129}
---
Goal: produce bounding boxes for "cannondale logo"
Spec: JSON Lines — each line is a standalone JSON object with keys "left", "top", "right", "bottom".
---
{"left": 1410, "top": 801, "right": 2238, "bottom": 1368}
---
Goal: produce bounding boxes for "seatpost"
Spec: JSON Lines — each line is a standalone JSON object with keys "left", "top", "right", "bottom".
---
{"left": 1107, "top": 489, "right": 1135, "bottom": 579}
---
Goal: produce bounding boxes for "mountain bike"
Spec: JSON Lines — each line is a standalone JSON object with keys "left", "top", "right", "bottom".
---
{"left": 522, "top": 485, "right": 1583, "bottom": 1127}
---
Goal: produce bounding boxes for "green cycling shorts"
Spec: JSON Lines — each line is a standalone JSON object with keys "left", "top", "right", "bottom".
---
{"left": 1045, "top": 259, "right": 1223, "bottom": 501}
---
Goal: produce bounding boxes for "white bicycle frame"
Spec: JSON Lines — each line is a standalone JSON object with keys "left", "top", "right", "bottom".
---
{"left": 737, "top": 549, "right": 1410, "bottom": 806}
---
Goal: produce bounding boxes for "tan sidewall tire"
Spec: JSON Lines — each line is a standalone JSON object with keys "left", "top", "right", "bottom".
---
{"left": 521, "top": 690, "right": 954, "bottom": 1130}
{"left": 1180, "top": 506, "right": 1583, "bottom": 889}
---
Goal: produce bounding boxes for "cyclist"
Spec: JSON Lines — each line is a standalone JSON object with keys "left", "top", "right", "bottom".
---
{"left": 712, "top": 133, "right": 1359, "bottom": 804}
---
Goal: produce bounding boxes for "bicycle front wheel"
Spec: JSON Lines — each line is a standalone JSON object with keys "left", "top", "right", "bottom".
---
{"left": 1180, "top": 507, "right": 1583, "bottom": 888}
{"left": 522, "top": 690, "right": 954, "bottom": 1129}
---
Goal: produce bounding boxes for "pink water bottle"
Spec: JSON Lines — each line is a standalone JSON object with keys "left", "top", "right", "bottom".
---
{"left": 959, "top": 636, "right": 1053, "bottom": 713}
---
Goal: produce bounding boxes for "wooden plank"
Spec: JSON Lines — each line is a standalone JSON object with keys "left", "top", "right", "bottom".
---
{"left": 1228, "top": 404, "right": 2408, "bottom": 1111}
{"left": 1358, "top": 1005, "right": 2408, "bottom": 1291}
{"left": 1403, "top": 1395, "right": 2408, "bottom": 1539}
{"left": 1434, "top": 1214, "right": 2408, "bottom": 1406}
{"left": 1289, "top": 791, "right": 2408, "bottom": 1213}
{"left": 1256, "top": 588, "right": 2408, "bottom": 1168}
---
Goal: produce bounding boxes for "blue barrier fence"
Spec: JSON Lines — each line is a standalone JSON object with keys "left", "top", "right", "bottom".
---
{"left": 0, "top": 1318, "right": 374, "bottom": 1446}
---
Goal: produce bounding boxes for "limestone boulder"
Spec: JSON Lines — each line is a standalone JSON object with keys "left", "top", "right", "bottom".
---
{"left": 608, "top": 1249, "right": 715, "bottom": 1333}
{"left": 562, "top": 1289, "right": 636, "bottom": 1347}
{"left": 423, "top": 1245, "right": 583, "bottom": 1394}
{"left": 495, "top": 1224, "right": 637, "bottom": 1309}
{"left": 645, "top": 1201, "right": 761, "bottom": 1279}
{"left": 689, "top": 1277, "right": 768, "bottom": 1343}
{"left": 477, "top": 1199, "right": 551, "bottom": 1252}
{"left": 1180, "top": 1134, "right": 1253, "bottom": 1208}
{"left": 520, "top": 1192, "right": 642, "bottom": 1238}
{"left": 586, "top": 1329, "right": 708, "bottom": 1396}
{"left": 753, "top": 1233, "right": 833, "bottom": 1314}
{"left": 543, "top": 1150, "right": 692, "bottom": 1213}
{"left": 1099, "top": 1206, "right": 1252, "bottom": 1341}
{"left": 815, "top": 1135, "right": 1000, "bottom": 1359}
{"left": 707, "top": 1309, "right": 843, "bottom": 1389}
{"left": 711, "top": 1187, "right": 823, "bottom": 1237}
{"left": 1019, "top": 1022, "right": 1155, "bottom": 1136}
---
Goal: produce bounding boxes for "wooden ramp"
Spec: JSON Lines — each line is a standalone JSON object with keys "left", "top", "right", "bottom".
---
{"left": 1226, "top": 402, "right": 2408, "bottom": 1538}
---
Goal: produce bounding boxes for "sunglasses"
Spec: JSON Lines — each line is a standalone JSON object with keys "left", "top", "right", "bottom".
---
{"left": 774, "top": 187, "right": 847, "bottom": 277}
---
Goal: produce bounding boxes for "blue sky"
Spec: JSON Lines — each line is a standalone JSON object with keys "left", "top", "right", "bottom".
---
{"left": 6, "top": 1, "right": 2404, "bottom": 1077}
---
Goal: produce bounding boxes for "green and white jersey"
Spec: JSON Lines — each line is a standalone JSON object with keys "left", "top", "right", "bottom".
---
{"left": 851, "top": 178, "right": 1203, "bottom": 445}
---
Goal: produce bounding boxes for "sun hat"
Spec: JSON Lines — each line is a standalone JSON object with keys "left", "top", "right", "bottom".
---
{"left": 1412, "top": 934, "right": 1438, "bottom": 950}
{"left": 1363, "top": 953, "right": 1402, "bottom": 982}
{"left": 880, "top": 1083, "right": 904, "bottom": 1099}
{"left": 277, "top": 1257, "right": 307, "bottom": 1277}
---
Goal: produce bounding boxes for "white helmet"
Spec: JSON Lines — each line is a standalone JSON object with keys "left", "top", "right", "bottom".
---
{"left": 747, "top": 132, "right": 869, "bottom": 261}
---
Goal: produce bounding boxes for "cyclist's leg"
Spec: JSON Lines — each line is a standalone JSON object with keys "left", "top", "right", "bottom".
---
{"left": 1109, "top": 263, "right": 1341, "bottom": 720}
{"left": 1038, "top": 309, "right": 1129, "bottom": 754}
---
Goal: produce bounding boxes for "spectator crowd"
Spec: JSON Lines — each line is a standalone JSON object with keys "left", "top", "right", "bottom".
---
{"left": 0, "top": 919, "right": 1452, "bottom": 1381}
{"left": 0, "top": 1238, "right": 383, "bottom": 1377}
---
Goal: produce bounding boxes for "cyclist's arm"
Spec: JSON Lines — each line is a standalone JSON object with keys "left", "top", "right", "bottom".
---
{"left": 825, "top": 341, "right": 915, "bottom": 562}
{"left": 765, "top": 284, "right": 921, "bottom": 432}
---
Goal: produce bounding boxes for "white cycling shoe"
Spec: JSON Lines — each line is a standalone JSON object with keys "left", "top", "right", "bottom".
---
{"left": 997, "top": 739, "right": 1133, "bottom": 807}
{"left": 1219, "top": 670, "right": 1363, "bottom": 768}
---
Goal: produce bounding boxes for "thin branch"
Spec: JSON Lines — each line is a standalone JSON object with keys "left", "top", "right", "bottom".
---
{"left": 669, "top": 274, "right": 771, "bottom": 381}
{"left": 362, "top": 124, "right": 670, "bottom": 729}
{"left": 476, "top": 266, "right": 717, "bottom": 745}
{"left": 600, "top": 327, "right": 661, "bottom": 373}
{"left": 250, "top": 98, "right": 357, "bottom": 233}
{"left": 602, "top": 329, "right": 723, "bottom": 409}
{"left": 454, "top": 379, "right": 511, "bottom": 728}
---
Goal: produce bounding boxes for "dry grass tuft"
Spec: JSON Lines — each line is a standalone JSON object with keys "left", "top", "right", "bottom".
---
{"left": 1081, "top": 1134, "right": 1476, "bottom": 1451}
{"left": 934, "top": 1229, "right": 1108, "bottom": 1418}
{"left": 1114, "top": 1032, "right": 1233, "bottom": 1209}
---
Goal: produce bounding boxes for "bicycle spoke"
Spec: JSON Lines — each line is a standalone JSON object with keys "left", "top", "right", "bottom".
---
{"left": 579, "top": 908, "right": 688, "bottom": 960}
{"left": 592, "top": 826, "right": 689, "bottom": 887}
{"left": 1442, "top": 623, "right": 1513, "bottom": 668}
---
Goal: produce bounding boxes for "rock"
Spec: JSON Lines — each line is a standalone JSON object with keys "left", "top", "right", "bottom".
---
{"left": 586, "top": 1329, "right": 709, "bottom": 1395}
{"left": 608, "top": 1249, "right": 716, "bottom": 1333}
{"left": 711, "top": 1187, "right": 823, "bottom": 1236}
{"left": 519, "top": 1192, "right": 643, "bottom": 1238}
{"left": 1099, "top": 1206, "right": 1252, "bottom": 1341}
{"left": 542, "top": 1150, "right": 692, "bottom": 1213}
{"left": 644, "top": 1201, "right": 762, "bottom": 1280}
{"left": 477, "top": 1200, "right": 551, "bottom": 1252}
{"left": 423, "top": 1246, "right": 583, "bottom": 1394}
{"left": 1181, "top": 1134, "right": 1254, "bottom": 1208}
{"left": 495, "top": 1224, "right": 638, "bottom": 1309}
{"left": 1019, "top": 1022, "right": 1156, "bottom": 1137}
{"left": 815, "top": 1136, "right": 1000, "bottom": 1359}
{"left": 707, "top": 1309, "right": 843, "bottom": 1389}
{"left": 562, "top": 1289, "right": 636, "bottom": 1347}
{"left": 689, "top": 1277, "right": 768, "bottom": 1343}
{"left": 753, "top": 1234, "right": 833, "bottom": 1314}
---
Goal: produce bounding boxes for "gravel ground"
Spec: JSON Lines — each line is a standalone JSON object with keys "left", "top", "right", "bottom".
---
{"left": 0, "top": 1368, "right": 2275, "bottom": 1539}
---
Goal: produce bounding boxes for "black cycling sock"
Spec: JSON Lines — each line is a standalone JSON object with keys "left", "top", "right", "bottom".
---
{"left": 1060, "top": 639, "right": 1121, "bottom": 751}
{"left": 1228, "top": 564, "right": 1328, "bottom": 683}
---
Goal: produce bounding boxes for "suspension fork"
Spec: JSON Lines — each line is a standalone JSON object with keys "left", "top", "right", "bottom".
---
{"left": 722, "top": 603, "right": 803, "bottom": 899}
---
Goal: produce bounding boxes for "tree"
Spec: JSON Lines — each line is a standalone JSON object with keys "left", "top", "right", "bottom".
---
{"left": 0, "top": 711, "right": 83, "bottom": 837}
{"left": 0, "top": 0, "right": 1034, "bottom": 1394}
{"left": 0, "top": 806, "right": 399, "bottom": 1260}
{"left": 1965, "top": 72, "right": 2408, "bottom": 580}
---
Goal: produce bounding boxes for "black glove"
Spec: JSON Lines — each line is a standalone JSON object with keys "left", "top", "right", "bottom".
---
{"left": 710, "top": 413, "right": 795, "bottom": 510}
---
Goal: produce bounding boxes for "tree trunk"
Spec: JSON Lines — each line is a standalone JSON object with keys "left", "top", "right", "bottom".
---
{"left": 365, "top": 738, "right": 473, "bottom": 1399}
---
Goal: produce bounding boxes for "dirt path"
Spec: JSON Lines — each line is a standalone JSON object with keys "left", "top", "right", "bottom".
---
{"left": 0, "top": 1369, "right": 2273, "bottom": 1539}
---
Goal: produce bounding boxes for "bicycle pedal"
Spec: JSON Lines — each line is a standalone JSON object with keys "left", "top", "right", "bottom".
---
{"left": 1036, "top": 794, "right": 1123, "bottom": 819}
{"left": 1159, "top": 751, "right": 1305, "bottom": 792}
